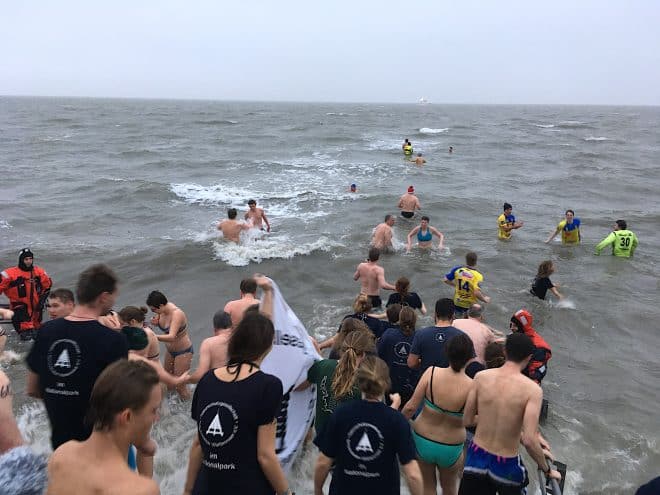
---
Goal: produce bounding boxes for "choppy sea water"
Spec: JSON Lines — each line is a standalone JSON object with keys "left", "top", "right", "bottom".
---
{"left": 1, "top": 96, "right": 659, "bottom": 494}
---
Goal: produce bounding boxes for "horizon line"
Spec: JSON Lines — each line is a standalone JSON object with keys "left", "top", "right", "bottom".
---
{"left": 1, "top": 93, "right": 658, "bottom": 108}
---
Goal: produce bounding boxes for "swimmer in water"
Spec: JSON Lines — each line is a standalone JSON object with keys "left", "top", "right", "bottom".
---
{"left": 409, "top": 153, "right": 426, "bottom": 166}
{"left": 449, "top": 146, "right": 453, "bottom": 153}
{"left": 398, "top": 186, "right": 421, "bottom": 219}
{"left": 371, "top": 215, "right": 396, "bottom": 252}
{"left": 402, "top": 138, "right": 410, "bottom": 150}
{"left": 406, "top": 216, "right": 444, "bottom": 252}
{"left": 403, "top": 140, "right": 414, "bottom": 156}
{"left": 349, "top": 183, "right": 357, "bottom": 193}
{"left": 244, "top": 199, "right": 271, "bottom": 232}
{"left": 497, "top": 202, "right": 523, "bottom": 240}
{"left": 218, "top": 208, "right": 251, "bottom": 243}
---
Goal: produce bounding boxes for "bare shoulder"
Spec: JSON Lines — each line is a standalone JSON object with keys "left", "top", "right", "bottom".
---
{"left": 116, "top": 474, "right": 159, "bottom": 495}
{"left": 49, "top": 440, "right": 81, "bottom": 467}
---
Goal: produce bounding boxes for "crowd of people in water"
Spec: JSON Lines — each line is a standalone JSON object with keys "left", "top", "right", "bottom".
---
{"left": 0, "top": 141, "right": 651, "bottom": 495}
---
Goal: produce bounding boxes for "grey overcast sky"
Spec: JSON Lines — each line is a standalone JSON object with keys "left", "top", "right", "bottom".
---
{"left": 2, "top": 1, "right": 659, "bottom": 105}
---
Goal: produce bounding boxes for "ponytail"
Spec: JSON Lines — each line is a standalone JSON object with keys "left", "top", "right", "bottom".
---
{"left": 331, "top": 329, "right": 375, "bottom": 399}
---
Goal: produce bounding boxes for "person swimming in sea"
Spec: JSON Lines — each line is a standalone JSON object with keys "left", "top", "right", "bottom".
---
{"left": 406, "top": 216, "right": 444, "bottom": 252}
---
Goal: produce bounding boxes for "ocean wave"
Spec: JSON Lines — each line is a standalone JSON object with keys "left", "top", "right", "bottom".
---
{"left": 534, "top": 124, "right": 556, "bottom": 128}
{"left": 212, "top": 233, "right": 342, "bottom": 266}
{"left": 557, "top": 120, "right": 589, "bottom": 128}
{"left": 0, "top": 219, "right": 12, "bottom": 229}
{"left": 325, "top": 112, "right": 356, "bottom": 116}
{"left": 583, "top": 136, "right": 609, "bottom": 141}
{"left": 192, "top": 119, "right": 238, "bottom": 125}
{"left": 419, "top": 127, "right": 449, "bottom": 134}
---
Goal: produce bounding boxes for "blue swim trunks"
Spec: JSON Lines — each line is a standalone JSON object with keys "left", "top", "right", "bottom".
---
{"left": 459, "top": 440, "right": 529, "bottom": 495}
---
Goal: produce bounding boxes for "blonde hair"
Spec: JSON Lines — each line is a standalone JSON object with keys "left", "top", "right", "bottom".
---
{"left": 356, "top": 355, "right": 391, "bottom": 399}
{"left": 398, "top": 307, "right": 417, "bottom": 336}
{"left": 332, "top": 318, "right": 370, "bottom": 356}
{"left": 353, "top": 294, "right": 372, "bottom": 314}
{"left": 331, "top": 329, "right": 376, "bottom": 399}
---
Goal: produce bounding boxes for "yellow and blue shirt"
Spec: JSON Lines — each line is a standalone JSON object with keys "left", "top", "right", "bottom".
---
{"left": 403, "top": 145, "right": 413, "bottom": 156}
{"left": 557, "top": 218, "right": 581, "bottom": 244}
{"left": 445, "top": 266, "right": 484, "bottom": 309}
{"left": 497, "top": 213, "right": 515, "bottom": 239}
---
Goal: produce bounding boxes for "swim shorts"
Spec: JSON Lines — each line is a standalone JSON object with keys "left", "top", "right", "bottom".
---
{"left": 0, "top": 446, "right": 48, "bottom": 495}
{"left": 401, "top": 211, "right": 415, "bottom": 219}
{"left": 367, "top": 295, "right": 382, "bottom": 309}
{"left": 459, "top": 441, "right": 529, "bottom": 495}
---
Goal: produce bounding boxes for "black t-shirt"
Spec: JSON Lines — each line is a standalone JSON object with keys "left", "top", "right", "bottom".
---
{"left": 191, "top": 369, "right": 283, "bottom": 495}
{"left": 317, "top": 400, "right": 416, "bottom": 495}
{"left": 340, "top": 313, "right": 387, "bottom": 339}
{"left": 377, "top": 327, "right": 420, "bottom": 401}
{"left": 531, "top": 277, "right": 554, "bottom": 300}
{"left": 26, "top": 318, "right": 128, "bottom": 449}
{"left": 386, "top": 292, "right": 423, "bottom": 310}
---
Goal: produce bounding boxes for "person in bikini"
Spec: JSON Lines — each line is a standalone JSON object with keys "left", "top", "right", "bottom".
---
{"left": 146, "top": 290, "right": 192, "bottom": 400}
{"left": 402, "top": 334, "right": 475, "bottom": 495}
{"left": 406, "top": 216, "right": 444, "bottom": 252}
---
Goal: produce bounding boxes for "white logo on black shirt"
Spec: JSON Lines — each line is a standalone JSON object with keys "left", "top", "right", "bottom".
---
{"left": 347, "top": 422, "right": 384, "bottom": 461}
{"left": 199, "top": 402, "right": 238, "bottom": 448}
{"left": 394, "top": 342, "right": 410, "bottom": 357}
{"left": 47, "top": 339, "right": 81, "bottom": 377}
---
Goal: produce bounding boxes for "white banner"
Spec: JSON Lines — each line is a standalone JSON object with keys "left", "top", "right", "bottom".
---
{"left": 261, "top": 279, "right": 320, "bottom": 473}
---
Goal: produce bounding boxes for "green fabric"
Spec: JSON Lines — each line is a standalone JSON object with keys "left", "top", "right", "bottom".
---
{"left": 595, "top": 230, "right": 638, "bottom": 257}
{"left": 307, "top": 359, "right": 361, "bottom": 433}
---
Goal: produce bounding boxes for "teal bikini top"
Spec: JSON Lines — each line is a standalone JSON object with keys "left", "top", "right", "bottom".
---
{"left": 424, "top": 366, "right": 464, "bottom": 418}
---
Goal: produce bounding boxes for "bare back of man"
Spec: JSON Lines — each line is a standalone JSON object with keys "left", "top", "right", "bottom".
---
{"left": 188, "top": 333, "right": 232, "bottom": 383}
{"left": 224, "top": 296, "right": 260, "bottom": 328}
{"left": 399, "top": 194, "right": 421, "bottom": 214}
{"left": 355, "top": 262, "right": 386, "bottom": 296}
{"left": 470, "top": 367, "right": 540, "bottom": 457}
{"left": 217, "top": 219, "right": 249, "bottom": 243}
{"left": 371, "top": 223, "right": 394, "bottom": 251}
{"left": 47, "top": 441, "right": 159, "bottom": 495}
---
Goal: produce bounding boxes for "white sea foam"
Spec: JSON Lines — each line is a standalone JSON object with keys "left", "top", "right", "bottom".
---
{"left": 583, "top": 136, "right": 609, "bottom": 141}
{"left": 558, "top": 120, "right": 587, "bottom": 127}
{"left": 419, "top": 127, "right": 449, "bottom": 134}
{"left": 212, "top": 232, "right": 343, "bottom": 266}
{"left": 551, "top": 298, "right": 577, "bottom": 309}
{"left": 534, "top": 124, "right": 556, "bottom": 128}
{"left": 0, "top": 219, "right": 12, "bottom": 229}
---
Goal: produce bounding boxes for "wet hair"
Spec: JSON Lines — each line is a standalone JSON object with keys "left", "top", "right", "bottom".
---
{"left": 386, "top": 303, "right": 401, "bottom": 324}
{"left": 435, "top": 298, "right": 455, "bottom": 320}
{"left": 447, "top": 334, "right": 474, "bottom": 372}
{"left": 616, "top": 219, "right": 627, "bottom": 230}
{"left": 118, "top": 306, "right": 148, "bottom": 324}
{"left": 503, "top": 202, "right": 512, "bottom": 211}
{"left": 536, "top": 260, "right": 554, "bottom": 279}
{"left": 565, "top": 209, "right": 575, "bottom": 216}
{"left": 421, "top": 215, "right": 430, "bottom": 222}
{"left": 466, "top": 251, "right": 478, "bottom": 266}
{"left": 368, "top": 247, "right": 380, "bottom": 262}
{"left": 505, "top": 332, "right": 535, "bottom": 363}
{"left": 356, "top": 355, "right": 391, "bottom": 399}
{"left": 467, "top": 304, "right": 483, "bottom": 318}
{"left": 399, "top": 307, "right": 416, "bottom": 337}
{"left": 76, "top": 264, "right": 118, "bottom": 305}
{"left": 352, "top": 294, "right": 372, "bottom": 314}
{"left": 213, "top": 310, "right": 232, "bottom": 330}
{"left": 384, "top": 214, "right": 393, "bottom": 222}
{"left": 332, "top": 317, "right": 370, "bottom": 356}
{"left": 485, "top": 342, "right": 505, "bottom": 369}
{"left": 244, "top": 303, "right": 261, "bottom": 316}
{"left": 228, "top": 208, "right": 238, "bottom": 219}
{"left": 49, "top": 288, "right": 75, "bottom": 304}
{"left": 395, "top": 276, "right": 410, "bottom": 300}
{"left": 146, "top": 290, "right": 168, "bottom": 309}
{"left": 239, "top": 278, "right": 257, "bottom": 294}
{"left": 87, "top": 359, "right": 159, "bottom": 431}
{"left": 247, "top": 199, "right": 256, "bottom": 205}
{"left": 226, "top": 313, "right": 274, "bottom": 367}
{"left": 332, "top": 329, "right": 376, "bottom": 399}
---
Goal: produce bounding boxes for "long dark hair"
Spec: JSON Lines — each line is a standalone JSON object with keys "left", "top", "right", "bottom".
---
{"left": 395, "top": 277, "right": 410, "bottom": 301}
{"left": 226, "top": 313, "right": 274, "bottom": 369}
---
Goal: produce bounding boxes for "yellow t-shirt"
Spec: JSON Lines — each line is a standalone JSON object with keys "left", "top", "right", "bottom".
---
{"left": 498, "top": 213, "right": 514, "bottom": 239}
{"left": 447, "top": 266, "right": 484, "bottom": 309}
{"left": 557, "top": 219, "right": 580, "bottom": 244}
